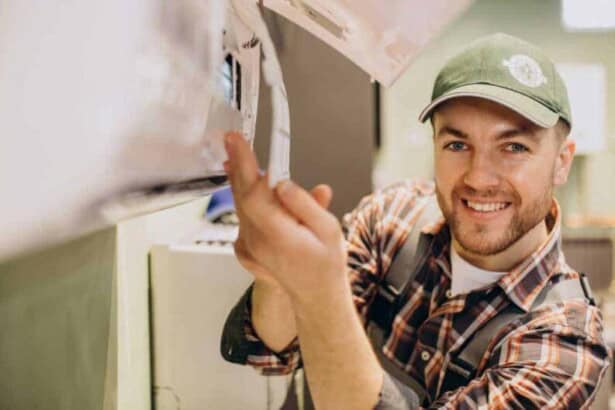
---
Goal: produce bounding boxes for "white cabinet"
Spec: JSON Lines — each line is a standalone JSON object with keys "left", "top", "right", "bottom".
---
{"left": 150, "top": 241, "right": 290, "bottom": 410}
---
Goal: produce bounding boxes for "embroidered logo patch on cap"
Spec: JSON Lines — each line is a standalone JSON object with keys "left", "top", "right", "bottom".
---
{"left": 502, "top": 54, "right": 547, "bottom": 88}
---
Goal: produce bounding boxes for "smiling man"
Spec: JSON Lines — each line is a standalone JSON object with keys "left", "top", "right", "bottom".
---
{"left": 432, "top": 97, "right": 571, "bottom": 274}
{"left": 221, "top": 33, "right": 610, "bottom": 409}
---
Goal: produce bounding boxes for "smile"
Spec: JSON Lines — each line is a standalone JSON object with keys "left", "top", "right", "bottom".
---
{"left": 462, "top": 199, "right": 511, "bottom": 213}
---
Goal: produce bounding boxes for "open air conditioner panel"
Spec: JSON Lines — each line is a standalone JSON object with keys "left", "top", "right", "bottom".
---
{"left": 262, "top": 0, "right": 473, "bottom": 86}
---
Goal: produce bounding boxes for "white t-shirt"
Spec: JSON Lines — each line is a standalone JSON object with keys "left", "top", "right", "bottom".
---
{"left": 450, "top": 247, "right": 507, "bottom": 296}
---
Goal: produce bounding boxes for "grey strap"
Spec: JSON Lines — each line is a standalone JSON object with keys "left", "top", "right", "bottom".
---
{"left": 368, "top": 196, "right": 441, "bottom": 333}
{"left": 454, "top": 304, "right": 523, "bottom": 378}
{"left": 455, "top": 277, "right": 591, "bottom": 376}
{"left": 368, "top": 322, "right": 428, "bottom": 403}
{"left": 384, "top": 196, "right": 441, "bottom": 297}
{"left": 367, "top": 196, "right": 440, "bottom": 404}
{"left": 375, "top": 372, "right": 421, "bottom": 410}
{"left": 533, "top": 273, "right": 595, "bottom": 307}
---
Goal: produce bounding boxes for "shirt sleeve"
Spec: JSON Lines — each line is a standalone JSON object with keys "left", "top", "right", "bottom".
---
{"left": 219, "top": 185, "right": 387, "bottom": 375}
{"left": 428, "top": 303, "right": 611, "bottom": 409}
{"left": 343, "top": 180, "right": 427, "bottom": 322}
{"left": 219, "top": 283, "right": 301, "bottom": 375}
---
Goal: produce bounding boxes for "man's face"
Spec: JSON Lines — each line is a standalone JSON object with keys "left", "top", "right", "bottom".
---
{"left": 433, "top": 97, "right": 571, "bottom": 256}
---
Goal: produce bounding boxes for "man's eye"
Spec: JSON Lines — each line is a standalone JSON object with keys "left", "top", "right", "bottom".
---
{"left": 445, "top": 141, "right": 467, "bottom": 151}
{"left": 505, "top": 143, "right": 529, "bottom": 153}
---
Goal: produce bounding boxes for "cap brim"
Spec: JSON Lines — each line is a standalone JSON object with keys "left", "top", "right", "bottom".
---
{"left": 418, "top": 84, "right": 559, "bottom": 128}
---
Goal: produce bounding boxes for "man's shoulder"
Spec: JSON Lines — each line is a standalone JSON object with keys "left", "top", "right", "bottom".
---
{"left": 357, "top": 178, "right": 436, "bottom": 216}
{"left": 515, "top": 271, "right": 606, "bottom": 343}
{"left": 343, "top": 178, "right": 440, "bottom": 263}
{"left": 344, "top": 178, "right": 438, "bottom": 231}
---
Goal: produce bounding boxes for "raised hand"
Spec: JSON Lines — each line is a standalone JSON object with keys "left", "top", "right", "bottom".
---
{"left": 223, "top": 131, "right": 346, "bottom": 302}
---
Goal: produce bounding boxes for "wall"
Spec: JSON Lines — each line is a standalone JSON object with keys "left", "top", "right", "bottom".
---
{"left": 378, "top": 0, "right": 615, "bottom": 219}
{"left": 0, "top": 9, "right": 379, "bottom": 410}
{"left": 254, "top": 10, "right": 376, "bottom": 219}
{"left": 0, "top": 228, "right": 116, "bottom": 410}
{"left": 113, "top": 10, "right": 378, "bottom": 406}
{"left": 115, "top": 198, "right": 209, "bottom": 410}
{"left": 0, "top": 197, "right": 209, "bottom": 410}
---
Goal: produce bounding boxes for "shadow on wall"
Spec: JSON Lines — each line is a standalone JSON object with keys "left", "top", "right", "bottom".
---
{"left": 254, "top": 10, "right": 378, "bottom": 219}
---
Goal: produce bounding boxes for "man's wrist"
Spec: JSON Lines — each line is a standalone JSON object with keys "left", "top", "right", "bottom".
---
{"left": 252, "top": 277, "right": 292, "bottom": 316}
{"left": 288, "top": 274, "right": 354, "bottom": 320}
{"left": 253, "top": 277, "right": 286, "bottom": 295}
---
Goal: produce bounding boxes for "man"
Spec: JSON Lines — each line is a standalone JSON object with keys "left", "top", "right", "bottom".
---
{"left": 220, "top": 33, "right": 611, "bottom": 409}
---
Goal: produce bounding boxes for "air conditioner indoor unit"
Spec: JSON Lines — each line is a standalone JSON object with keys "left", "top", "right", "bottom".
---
{"left": 0, "top": 0, "right": 472, "bottom": 261}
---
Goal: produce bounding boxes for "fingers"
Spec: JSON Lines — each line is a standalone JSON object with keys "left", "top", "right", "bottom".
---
{"left": 224, "top": 131, "right": 260, "bottom": 197}
{"left": 310, "top": 184, "right": 333, "bottom": 209}
{"left": 275, "top": 180, "right": 339, "bottom": 240}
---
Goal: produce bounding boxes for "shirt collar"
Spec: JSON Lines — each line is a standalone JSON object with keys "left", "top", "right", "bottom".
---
{"left": 425, "top": 198, "right": 563, "bottom": 312}
{"left": 496, "top": 200, "right": 562, "bottom": 312}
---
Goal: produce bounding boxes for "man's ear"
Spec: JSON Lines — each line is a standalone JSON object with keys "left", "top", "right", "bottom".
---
{"left": 553, "top": 138, "right": 576, "bottom": 186}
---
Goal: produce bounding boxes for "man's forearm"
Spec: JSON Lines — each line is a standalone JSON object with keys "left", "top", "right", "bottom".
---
{"left": 224, "top": 132, "right": 382, "bottom": 407}
{"left": 291, "top": 280, "right": 383, "bottom": 410}
{"left": 252, "top": 279, "right": 298, "bottom": 352}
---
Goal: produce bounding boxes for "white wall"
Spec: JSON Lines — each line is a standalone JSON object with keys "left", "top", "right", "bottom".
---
{"left": 115, "top": 198, "right": 210, "bottom": 410}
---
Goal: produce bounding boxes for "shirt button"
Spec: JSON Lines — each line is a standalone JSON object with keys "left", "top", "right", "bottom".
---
{"left": 421, "top": 350, "right": 431, "bottom": 361}
{"left": 445, "top": 289, "right": 453, "bottom": 299}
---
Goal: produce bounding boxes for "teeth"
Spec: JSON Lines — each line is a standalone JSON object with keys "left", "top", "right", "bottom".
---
{"left": 466, "top": 201, "right": 508, "bottom": 212}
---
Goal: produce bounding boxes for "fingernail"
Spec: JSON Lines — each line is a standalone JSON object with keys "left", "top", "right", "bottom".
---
{"left": 223, "top": 160, "right": 230, "bottom": 173}
{"left": 276, "top": 179, "right": 292, "bottom": 194}
{"left": 224, "top": 133, "right": 234, "bottom": 150}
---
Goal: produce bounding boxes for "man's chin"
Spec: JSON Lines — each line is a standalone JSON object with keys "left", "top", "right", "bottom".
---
{"left": 456, "top": 238, "right": 508, "bottom": 256}
{"left": 453, "top": 225, "right": 516, "bottom": 256}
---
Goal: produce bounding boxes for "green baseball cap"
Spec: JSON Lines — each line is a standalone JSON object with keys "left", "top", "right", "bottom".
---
{"left": 419, "top": 33, "right": 572, "bottom": 128}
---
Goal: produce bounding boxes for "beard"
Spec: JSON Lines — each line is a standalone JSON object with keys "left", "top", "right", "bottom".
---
{"left": 435, "top": 183, "right": 552, "bottom": 256}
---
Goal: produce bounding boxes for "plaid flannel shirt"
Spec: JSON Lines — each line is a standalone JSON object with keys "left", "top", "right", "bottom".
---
{"left": 222, "top": 179, "right": 610, "bottom": 409}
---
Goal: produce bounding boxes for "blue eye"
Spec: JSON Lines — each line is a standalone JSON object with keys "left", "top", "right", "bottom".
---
{"left": 445, "top": 141, "right": 467, "bottom": 151}
{"left": 506, "top": 143, "right": 529, "bottom": 153}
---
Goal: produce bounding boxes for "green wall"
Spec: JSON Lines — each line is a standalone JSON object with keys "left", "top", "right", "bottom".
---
{"left": 0, "top": 195, "right": 209, "bottom": 410}
{"left": 0, "top": 228, "right": 116, "bottom": 410}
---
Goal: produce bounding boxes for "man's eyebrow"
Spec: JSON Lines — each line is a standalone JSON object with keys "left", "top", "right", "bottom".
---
{"left": 495, "top": 126, "right": 539, "bottom": 141}
{"left": 436, "top": 125, "right": 540, "bottom": 141}
{"left": 436, "top": 126, "right": 469, "bottom": 140}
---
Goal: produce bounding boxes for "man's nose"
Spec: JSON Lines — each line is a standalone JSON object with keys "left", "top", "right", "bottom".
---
{"left": 463, "top": 151, "right": 500, "bottom": 192}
